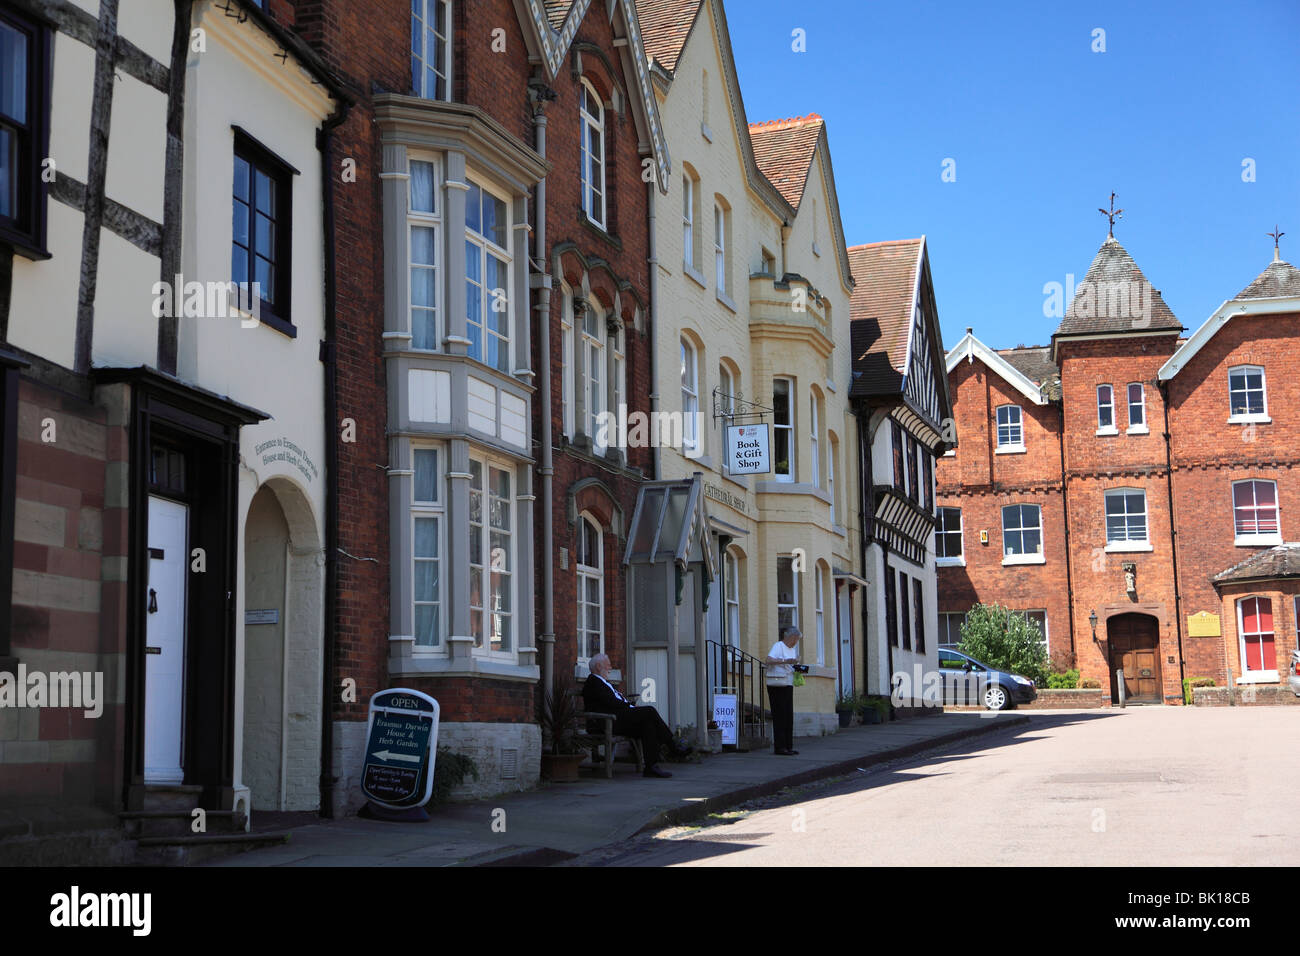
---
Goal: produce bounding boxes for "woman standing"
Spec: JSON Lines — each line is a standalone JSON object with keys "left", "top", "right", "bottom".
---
{"left": 765, "top": 626, "right": 802, "bottom": 755}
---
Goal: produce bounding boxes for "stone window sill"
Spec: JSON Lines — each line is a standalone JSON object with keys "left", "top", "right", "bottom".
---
{"left": 994, "top": 444, "right": 1025, "bottom": 455}
{"left": 1235, "top": 535, "right": 1281, "bottom": 547}
{"left": 936, "top": 556, "right": 966, "bottom": 567}
{"left": 1126, "top": 425, "right": 1149, "bottom": 435}
{"left": 1227, "top": 415, "right": 1270, "bottom": 425}
{"left": 1001, "top": 554, "right": 1045, "bottom": 566}
{"left": 684, "top": 264, "right": 708, "bottom": 289}
{"left": 1236, "top": 671, "right": 1278, "bottom": 684}
{"left": 390, "top": 656, "right": 540, "bottom": 682}
{"left": 1095, "top": 427, "right": 1118, "bottom": 436}
{"left": 1104, "top": 542, "right": 1153, "bottom": 553}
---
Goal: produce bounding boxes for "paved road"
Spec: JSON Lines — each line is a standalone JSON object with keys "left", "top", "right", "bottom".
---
{"left": 565, "top": 707, "right": 1300, "bottom": 866}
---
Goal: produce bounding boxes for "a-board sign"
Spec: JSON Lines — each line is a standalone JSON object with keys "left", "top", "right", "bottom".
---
{"left": 361, "top": 688, "right": 439, "bottom": 810}
{"left": 713, "top": 693, "right": 738, "bottom": 745}
{"left": 725, "top": 423, "right": 771, "bottom": 475}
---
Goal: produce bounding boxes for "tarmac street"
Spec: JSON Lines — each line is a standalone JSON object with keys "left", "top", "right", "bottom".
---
{"left": 565, "top": 707, "right": 1300, "bottom": 867}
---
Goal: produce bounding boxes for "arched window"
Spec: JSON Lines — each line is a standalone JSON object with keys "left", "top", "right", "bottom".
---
{"left": 681, "top": 338, "right": 699, "bottom": 453}
{"left": 577, "top": 515, "right": 604, "bottom": 663}
{"left": 579, "top": 79, "right": 606, "bottom": 228}
{"left": 809, "top": 390, "right": 821, "bottom": 487}
{"left": 815, "top": 563, "right": 827, "bottom": 665}
{"left": 723, "top": 547, "right": 741, "bottom": 646}
{"left": 584, "top": 299, "right": 606, "bottom": 448}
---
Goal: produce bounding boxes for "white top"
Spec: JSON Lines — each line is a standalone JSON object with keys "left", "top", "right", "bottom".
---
{"left": 766, "top": 641, "right": 798, "bottom": 686}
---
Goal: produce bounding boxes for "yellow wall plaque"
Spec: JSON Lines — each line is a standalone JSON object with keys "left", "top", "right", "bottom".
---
{"left": 1187, "top": 611, "right": 1221, "bottom": 637}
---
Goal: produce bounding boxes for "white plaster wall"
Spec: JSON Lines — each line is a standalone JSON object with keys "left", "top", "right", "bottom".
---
{"left": 103, "top": 74, "right": 168, "bottom": 225}
{"left": 7, "top": 201, "right": 84, "bottom": 368}
{"left": 117, "top": 0, "right": 175, "bottom": 66}
{"left": 92, "top": 227, "right": 161, "bottom": 368}
{"left": 49, "top": 31, "right": 95, "bottom": 185}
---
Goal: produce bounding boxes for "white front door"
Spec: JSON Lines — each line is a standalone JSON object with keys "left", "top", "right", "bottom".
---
{"left": 837, "top": 588, "right": 854, "bottom": 697}
{"left": 145, "top": 496, "right": 188, "bottom": 784}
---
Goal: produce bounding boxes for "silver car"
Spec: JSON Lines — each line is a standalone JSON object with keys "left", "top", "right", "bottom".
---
{"left": 1289, "top": 647, "right": 1300, "bottom": 697}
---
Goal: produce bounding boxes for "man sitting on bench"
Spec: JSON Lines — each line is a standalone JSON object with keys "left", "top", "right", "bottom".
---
{"left": 583, "top": 654, "right": 691, "bottom": 778}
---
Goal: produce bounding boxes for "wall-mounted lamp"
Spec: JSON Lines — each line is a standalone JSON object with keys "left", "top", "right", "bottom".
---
{"left": 1089, "top": 609, "right": 1098, "bottom": 641}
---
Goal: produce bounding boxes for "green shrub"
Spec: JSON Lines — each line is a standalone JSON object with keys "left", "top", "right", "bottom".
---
{"left": 1046, "top": 669, "right": 1080, "bottom": 689}
{"left": 432, "top": 748, "right": 479, "bottom": 804}
{"left": 1079, "top": 677, "right": 1102, "bottom": 689}
{"left": 1190, "top": 677, "right": 1215, "bottom": 688}
{"left": 956, "top": 603, "right": 1051, "bottom": 685}
{"left": 1182, "top": 678, "right": 1194, "bottom": 705}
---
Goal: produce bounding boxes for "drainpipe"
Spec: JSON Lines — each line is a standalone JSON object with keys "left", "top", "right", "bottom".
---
{"left": 317, "top": 97, "right": 351, "bottom": 818}
{"left": 1159, "top": 380, "right": 1188, "bottom": 700}
{"left": 647, "top": 177, "right": 661, "bottom": 480}
{"left": 1055, "top": 398, "right": 1077, "bottom": 666}
{"left": 530, "top": 87, "right": 555, "bottom": 697}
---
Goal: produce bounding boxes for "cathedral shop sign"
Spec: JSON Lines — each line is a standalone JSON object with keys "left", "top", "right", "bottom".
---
{"left": 705, "top": 481, "right": 747, "bottom": 516}
{"left": 254, "top": 436, "right": 320, "bottom": 485}
{"left": 361, "top": 688, "right": 440, "bottom": 813}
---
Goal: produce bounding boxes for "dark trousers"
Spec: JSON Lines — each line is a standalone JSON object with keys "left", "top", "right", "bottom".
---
{"left": 768, "top": 684, "right": 794, "bottom": 752}
{"left": 613, "top": 706, "right": 675, "bottom": 767}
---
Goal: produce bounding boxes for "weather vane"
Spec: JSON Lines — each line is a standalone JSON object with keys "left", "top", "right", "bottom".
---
{"left": 1268, "top": 224, "right": 1285, "bottom": 259}
{"left": 1099, "top": 192, "right": 1123, "bottom": 238}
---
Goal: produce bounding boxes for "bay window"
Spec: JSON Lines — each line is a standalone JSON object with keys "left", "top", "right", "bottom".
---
{"left": 469, "top": 456, "right": 514, "bottom": 656}
{"left": 408, "top": 157, "right": 440, "bottom": 349}
{"left": 412, "top": 447, "right": 444, "bottom": 649}
{"left": 1237, "top": 596, "right": 1277, "bottom": 677}
{"left": 411, "top": 0, "right": 451, "bottom": 100}
{"left": 465, "top": 180, "right": 511, "bottom": 372}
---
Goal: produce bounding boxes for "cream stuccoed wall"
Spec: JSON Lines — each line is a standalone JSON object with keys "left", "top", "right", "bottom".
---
{"left": 178, "top": 3, "right": 335, "bottom": 811}
{"left": 651, "top": 1, "right": 861, "bottom": 732}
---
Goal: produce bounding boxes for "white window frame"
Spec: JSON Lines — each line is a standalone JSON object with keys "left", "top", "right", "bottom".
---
{"left": 777, "top": 554, "right": 800, "bottom": 634}
{"left": 584, "top": 301, "right": 606, "bottom": 450}
{"left": 774, "top": 376, "right": 795, "bottom": 481}
{"left": 464, "top": 178, "right": 512, "bottom": 373}
{"left": 724, "top": 547, "right": 741, "bottom": 646}
{"left": 407, "top": 156, "right": 442, "bottom": 351}
{"left": 1126, "top": 382, "right": 1148, "bottom": 433}
{"left": 411, "top": 0, "right": 452, "bottom": 101}
{"left": 1017, "top": 609, "right": 1049, "bottom": 653}
{"left": 682, "top": 173, "right": 694, "bottom": 271}
{"left": 714, "top": 203, "right": 727, "bottom": 294}
{"left": 718, "top": 363, "right": 734, "bottom": 420}
{"left": 1103, "top": 487, "right": 1150, "bottom": 551}
{"left": 1236, "top": 596, "right": 1278, "bottom": 681}
{"left": 579, "top": 79, "right": 606, "bottom": 229}
{"left": 1228, "top": 365, "right": 1269, "bottom": 423}
{"left": 995, "top": 404, "right": 1024, "bottom": 452}
{"left": 815, "top": 565, "right": 826, "bottom": 666}
{"left": 576, "top": 513, "right": 604, "bottom": 665}
{"left": 411, "top": 445, "right": 445, "bottom": 653}
{"left": 810, "top": 392, "right": 821, "bottom": 488}
{"left": 1233, "top": 478, "right": 1281, "bottom": 546}
{"left": 1096, "top": 384, "right": 1117, "bottom": 435}
{"left": 828, "top": 436, "right": 838, "bottom": 526}
{"left": 938, "top": 612, "right": 966, "bottom": 648}
{"left": 1001, "top": 503, "right": 1044, "bottom": 565}
{"left": 469, "top": 454, "right": 517, "bottom": 661}
{"left": 936, "top": 506, "right": 964, "bottom": 565}
{"left": 681, "top": 337, "right": 699, "bottom": 454}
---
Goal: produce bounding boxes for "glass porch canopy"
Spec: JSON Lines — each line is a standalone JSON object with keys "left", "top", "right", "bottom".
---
{"left": 623, "top": 474, "right": 717, "bottom": 580}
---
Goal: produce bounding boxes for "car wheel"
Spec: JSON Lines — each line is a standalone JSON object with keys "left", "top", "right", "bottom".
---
{"left": 984, "top": 685, "right": 1009, "bottom": 711}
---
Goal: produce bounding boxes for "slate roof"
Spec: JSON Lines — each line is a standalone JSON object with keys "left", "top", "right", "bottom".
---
{"left": 1213, "top": 544, "right": 1300, "bottom": 585}
{"left": 633, "top": 0, "right": 703, "bottom": 72}
{"left": 1236, "top": 256, "right": 1300, "bottom": 300}
{"left": 998, "top": 346, "right": 1061, "bottom": 400}
{"left": 748, "top": 114, "right": 823, "bottom": 209}
{"left": 848, "top": 239, "right": 923, "bottom": 397}
{"left": 1054, "top": 236, "right": 1182, "bottom": 337}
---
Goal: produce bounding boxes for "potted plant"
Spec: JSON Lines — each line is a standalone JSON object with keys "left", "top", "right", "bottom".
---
{"left": 538, "top": 685, "right": 587, "bottom": 782}
{"left": 859, "top": 695, "right": 890, "bottom": 725}
{"left": 835, "top": 692, "right": 858, "bottom": 728}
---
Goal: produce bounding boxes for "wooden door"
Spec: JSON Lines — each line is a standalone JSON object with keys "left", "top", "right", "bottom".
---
{"left": 1108, "top": 614, "right": 1162, "bottom": 703}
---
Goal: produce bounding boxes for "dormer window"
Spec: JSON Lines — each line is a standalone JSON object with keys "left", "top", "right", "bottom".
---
{"left": 411, "top": 0, "right": 451, "bottom": 101}
{"left": 579, "top": 79, "right": 606, "bottom": 229}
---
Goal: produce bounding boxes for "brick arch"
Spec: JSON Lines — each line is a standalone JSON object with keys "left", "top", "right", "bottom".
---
{"left": 571, "top": 43, "right": 623, "bottom": 105}
{"left": 567, "top": 476, "right": 624, "bottom": 540}
{"left": 586, "top": 262, "right": 620, "bottom": 313}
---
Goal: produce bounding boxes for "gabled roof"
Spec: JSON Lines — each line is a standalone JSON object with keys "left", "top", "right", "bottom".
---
{"left": 1213, "top": 543, "right": 1300, "bottom": 586}
{"left": 514, "top": 0, "right": 670, "bottom": 190}
{"left": 748, "top": 114, "right": 822, "bottom": 208}
{"left": 1159, "top": 253, "right": 1300, "bottom": 381}
{"left": 945, "top": 332, "right": 1051, "bottom": 405}
{"left": 1053, "top": 235, "right": 1182, "bottom": 339}
{"left": 633, "top": 0, "right": 703, "bottom": 73}
{"left": 999, "top": 346, "right": 1061, "bottom": 401}
{"left": 848, "top": 239, "right": 924, "bottom": 395}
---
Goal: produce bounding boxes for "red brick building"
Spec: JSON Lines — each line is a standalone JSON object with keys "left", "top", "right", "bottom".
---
{"left": 937, "top": 233, "right": 1300, "bottom": 705}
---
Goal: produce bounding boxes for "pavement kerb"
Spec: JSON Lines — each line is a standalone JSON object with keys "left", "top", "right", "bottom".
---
{"left": 637, "top": 714, "right": 1030, "bottom": 833}
{"left": 465, "top": 714, "right": 1030, "bottom": 866}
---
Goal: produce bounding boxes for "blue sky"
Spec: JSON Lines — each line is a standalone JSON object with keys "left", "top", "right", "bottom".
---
{"left": 722, "top": 0, "right": 1300, "bottom": 351}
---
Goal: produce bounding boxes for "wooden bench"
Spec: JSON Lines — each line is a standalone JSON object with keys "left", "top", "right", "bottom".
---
{"left": 570, "top": 686, "right": 645, "bottom": 779}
